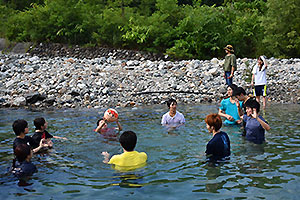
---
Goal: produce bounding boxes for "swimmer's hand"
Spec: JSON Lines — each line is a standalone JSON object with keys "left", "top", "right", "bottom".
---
{"left": 101, "top": 151, "right": 110, "bottom": 164}
{"left": 236, "top": 119, "right": 242, "bottom": 124}
{"left": 226, "top": 114, "right": 234, "bottom": 121}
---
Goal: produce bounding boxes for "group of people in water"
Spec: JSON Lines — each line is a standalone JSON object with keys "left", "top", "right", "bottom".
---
{"left": 10, "top": 44, "right": 270, "bottom": 182}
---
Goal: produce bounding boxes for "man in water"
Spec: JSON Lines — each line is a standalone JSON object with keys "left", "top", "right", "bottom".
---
{"left": 161, "top": 98, "right": 185, "bottom": 128}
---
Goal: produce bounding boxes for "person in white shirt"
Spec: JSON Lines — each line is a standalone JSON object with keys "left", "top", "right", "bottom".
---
{"left": 161, "top": 98, "right": 185, "bottom": 128}
{"left": 251, "top": 56, "right": 268, "bottom": 108}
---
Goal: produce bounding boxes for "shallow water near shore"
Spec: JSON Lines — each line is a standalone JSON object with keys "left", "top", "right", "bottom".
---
{"left": 0, "top": 104, "right": 299, "bottom": 199}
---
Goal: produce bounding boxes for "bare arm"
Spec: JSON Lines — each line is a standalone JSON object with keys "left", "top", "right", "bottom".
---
{"left": 251, "top": 74, "right": 255, "bottom": 86}
{"left": 32, "top": 139, "right": 48, "bottom": 153}
{"left": 252, "top": 109, "right": 271, "bottom": 131}
{"left": 257, "top": 116, "right": 270, "bottom": 131}
{"left": 95, "top": 119, "right": 106, "bottom": 133}
{"left": 53, "top": 136, "right": 68, "bottom": 140}
{"left": 235, "top": 98, "right": 243, "bottom": 119}
{"left": 115, "top": 119, "right": 122, "bottom": 131}
{"left": 218, "top": 109, "right": 234, "bottom": 121}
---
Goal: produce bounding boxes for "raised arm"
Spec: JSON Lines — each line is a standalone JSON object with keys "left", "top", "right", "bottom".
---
{"left": 252, "top": 109, "right": 270, "bottom": 131}
{"left": 116, "top": 119, "right": 122, "bottom": 131}
{"left": 95, "top": 119, "right": 107, "bottom": 133}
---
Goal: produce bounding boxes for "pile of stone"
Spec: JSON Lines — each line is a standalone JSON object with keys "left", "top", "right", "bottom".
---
{"left": 29, "top": 43, "right": 167, "bottom": 61}
{"left": 0, "top": 52, "right": 299, "bottom": 109}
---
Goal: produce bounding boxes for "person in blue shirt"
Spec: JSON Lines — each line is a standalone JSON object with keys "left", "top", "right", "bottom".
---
{"left": 205, "top": 113, "right": 231, "bottom": 162}
{"left": 218, "top": 84, "right": 242, "bottom": 125}
{"left": 243, "top": 99, "right": 270, "bottom": 144}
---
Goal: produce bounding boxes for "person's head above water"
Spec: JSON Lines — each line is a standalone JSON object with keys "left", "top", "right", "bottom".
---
{"left": 244, "top": 98, "right": 260, "bottom": 114}
{"left": 119, "top": 131, "right": 137, "bottom": 151}
{"left": 34, "top": 117, "right": 47, "bottom": 130}
{"left": 12, "top": 119, "right": 28, "bottom": 136}
{"left": 205, "top": 114, "right": 222, "bottom": 133}
{"left": 167, "top": 98, "right": 177, "bottom": 108}
{"left": 14, "top": 144, "right": 32, "bottom": 163}
{"left": 227, "top": 84, "right": 237, "bottom": 97}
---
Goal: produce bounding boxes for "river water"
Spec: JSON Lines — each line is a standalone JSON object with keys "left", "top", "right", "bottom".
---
{"left": 0, "top": 104, "right": 299, "bottom": 199}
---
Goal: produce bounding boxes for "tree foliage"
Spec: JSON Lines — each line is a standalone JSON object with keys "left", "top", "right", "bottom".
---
{"left": 1, "top": 0, "right": 299, "bottom": 59}
{"left": 262, "top": 0, "right": 300, "bottom": 58}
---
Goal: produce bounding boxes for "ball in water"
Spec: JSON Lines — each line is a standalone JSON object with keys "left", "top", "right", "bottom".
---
{"left": 104, "top": 108, "right": 119, "bottom": 122}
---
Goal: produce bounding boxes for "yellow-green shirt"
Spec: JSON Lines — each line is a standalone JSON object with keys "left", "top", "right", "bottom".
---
{"left": 223, "top": 54, "right": 237, "bottom": 72}
{"left": 108, "top": 151, "right": 147, "bottom": 167}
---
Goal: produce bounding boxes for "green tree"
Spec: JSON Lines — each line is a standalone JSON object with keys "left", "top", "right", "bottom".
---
{"left": 262, "top": 0, "right": 300, "bottom": 57}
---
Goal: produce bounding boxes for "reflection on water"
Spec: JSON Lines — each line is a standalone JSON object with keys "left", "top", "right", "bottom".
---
{"left": 0, "top": 104, "right": 300, "bottom": 199}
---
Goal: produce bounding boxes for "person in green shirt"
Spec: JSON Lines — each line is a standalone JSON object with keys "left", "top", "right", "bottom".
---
{"left": 223, "top": 45, "right": 237, "bottom": 85}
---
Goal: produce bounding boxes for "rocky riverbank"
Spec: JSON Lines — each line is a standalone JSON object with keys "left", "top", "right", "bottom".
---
{"left": 0, "top": 51, "right": 300, "bottom": 109}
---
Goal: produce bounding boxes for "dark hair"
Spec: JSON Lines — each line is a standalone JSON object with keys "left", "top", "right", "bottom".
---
{"left": 205, "top": 114, "right": 222, "bottom": 132}
{"left": 96, "top": 119, "right": 101, "bottom": 126}
{"left": 119, "top": 131, "right": 137, "bottom": 151}
{"left": 12, "top": 119, "right": 28, "bottom": 136}
{"left": 258, "top": 56, "right": 265, "bottom": 68}
{"left": 233, "top": 87, "right": 246, "bottom": 96}
{"left": 244, "top": 98, "right": 260, "bottom": 113}
{"left": 167, "top": 98, "right": 177, "bottom": 108}
{"left": 228, "top": 84, "right": 237, "bottom": 91}
{"left": 34, "top": 117, "right": 46, "bottom": 130}
{"left": 14, "top": 144, "right": 31, "bottom": 163}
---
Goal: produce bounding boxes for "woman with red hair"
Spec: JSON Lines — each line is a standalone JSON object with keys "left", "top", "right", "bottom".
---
{"left": 205, "top": 114, "right": 231, "bottom": 162}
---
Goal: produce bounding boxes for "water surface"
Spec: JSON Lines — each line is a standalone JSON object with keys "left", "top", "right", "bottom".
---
{"left": 0, "top": 104, "right": 299, "bottom": 199}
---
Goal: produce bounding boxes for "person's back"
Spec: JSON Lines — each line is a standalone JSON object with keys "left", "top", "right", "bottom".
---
{"left": 13, "top": 136, "right": 33, "bottom": 151}
{"left": 205, "top": 114, "right": 231, "bottom": 162}
{"left": 206, "top": 131, "right": 230, "bottom": 161}
{"left": 108, "top": 151, "right": 147, "bottom": 167}
{"left": 102, "top": 131, "right": 147, "bottom": 170}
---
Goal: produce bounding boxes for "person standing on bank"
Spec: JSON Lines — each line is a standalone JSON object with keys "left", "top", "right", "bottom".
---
{"left": 252, "top": 56, "right": 268, "bottom": 108}
{"left": 222, "top": 45, "right": 237, "bottom": 85}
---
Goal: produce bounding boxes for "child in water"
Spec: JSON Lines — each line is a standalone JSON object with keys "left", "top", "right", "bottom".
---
{"left": 101, "top": 131, "right": 147, "bottom": 170}
{"left": 11, "top": 144, "right": 37, "bottom": 178}
{"left": 205, "top": 114, "right": 231, "bottom": 162}
{"left": 31, "top": 117, "right": 67, "bottom": 151}
{"left": 95, "top": 114, "right": 122, "bottom": 136}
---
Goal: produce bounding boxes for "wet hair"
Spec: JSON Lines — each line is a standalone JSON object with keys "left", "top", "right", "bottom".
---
{"left": 244, "top": 98, "right": 260, "bottom": 113}
{"left": 233, "top": 87, "right": 246, "bottom": 96}
{"left": 119, "top": 131, "right": 137, "bottom": 151}
{"left": 167, "top": 98, "right": 177, "bottom": 108}
{"left": 14, "top": 144, "right": 31, "bottom": 163}
{"left": 34, "top": 117, "right": 46, "bottom": 130}
{"left": 258, "top": 56, "right": 265, "bottom": 66}
{"left": 12, "top": 119, "right": 28, "bottom": 136}
{"left": 205, "top": 114, "right": 222, "bottom": 132}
